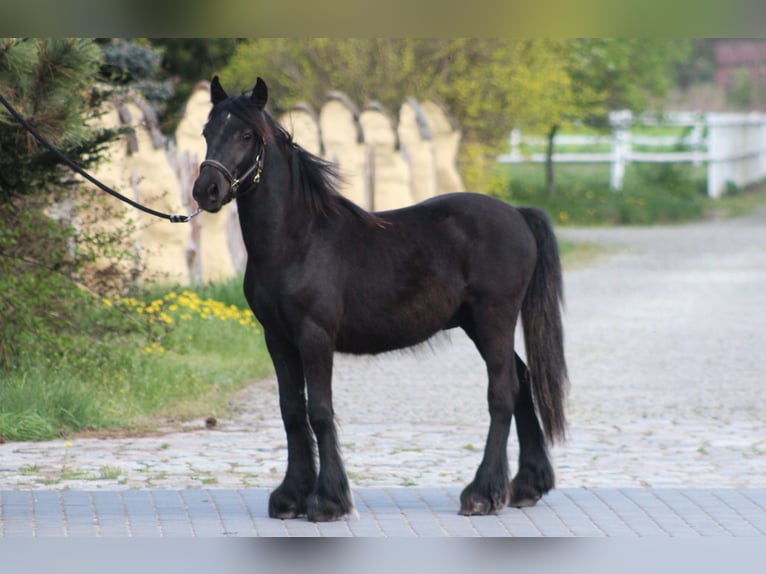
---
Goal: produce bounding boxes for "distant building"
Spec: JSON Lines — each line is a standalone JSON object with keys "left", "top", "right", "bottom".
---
{"left": 713, "top": 39, "right": 766, "bottom": 92}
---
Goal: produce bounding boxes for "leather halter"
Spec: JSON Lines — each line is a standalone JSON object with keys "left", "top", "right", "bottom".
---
{"left": 199, "top": 140, "right": 265, "bottom": 201}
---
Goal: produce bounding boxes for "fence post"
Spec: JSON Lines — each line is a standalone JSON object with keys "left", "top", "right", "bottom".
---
{"left": 691, "top": 113, "right": 705, "bottom": 167}
{"left": 509, "top": 128, "right": 522, "bottom": 157}
{"left": 609, "top": 110, "right": 632, "bottom": 190}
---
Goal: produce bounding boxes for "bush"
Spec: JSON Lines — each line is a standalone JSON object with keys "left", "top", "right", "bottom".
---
{"left": 489, "top": 162, "right": 709, "bottom": 226}
{"left": 0, "top": 266, "right": 272, "bottom": 442}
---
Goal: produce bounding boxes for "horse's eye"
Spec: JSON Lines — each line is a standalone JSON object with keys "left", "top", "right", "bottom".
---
{"left": 242, "top": 132, "right": 253, "bottom": 142}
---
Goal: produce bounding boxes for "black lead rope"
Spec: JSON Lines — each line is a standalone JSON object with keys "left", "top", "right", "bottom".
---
{"left": 0, "top": 92, "right": 201, "bottom": 223}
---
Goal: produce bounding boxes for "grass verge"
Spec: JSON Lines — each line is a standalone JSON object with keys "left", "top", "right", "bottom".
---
{"left": 489, "top": 162, "right": 712, "bottom": 226}
{"left": 0, "top": 275, "right": 272, "bottom": 442}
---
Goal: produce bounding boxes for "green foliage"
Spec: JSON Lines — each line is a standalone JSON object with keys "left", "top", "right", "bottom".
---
{"left": 1, "top": 204, "right": 84, "bottom": 364}
{"left": 149, "top": 38, "right": 241, "bottom": 133}
{"left": 96, "top": 38, "right": 174, "bottom": 115}
{"left": 0, "top": 38, "right": 114, "bottom": 199}
{"left": 223, "top": 39, "right": 598, "bottom": 147}
{"left": 221, "top": 38, "right": 696, "bottom": 195}
{"left": 0, "top": 38, "right": 130, "bottom": 363}
{"left": 727, "top": 69, "right": 757, "bottom": 109}
{"left": 222, "top": 39, "right": 421, "bottom": 118}
{"left": 222, "top": 39, "right": 694, "bottom": 144}
{"left": 0, "top": 275, "right": 272, "bottom": 442}
{"left": 145, "top": 274, "right": 248, "bottom": 310}
{"left": 0, "top": 38, "right": 272, "bottom": 443}
{"left": 568, "top": 39, "right": 693, "bottom": 121}
{"left": 99, "top": 38, "right": 162, "bottom": 83}
{"left": 676, "top": 39, "right": 716, "bottom": 88}
{"left": 490, "top": 162, "right": 709, "bottom": 226}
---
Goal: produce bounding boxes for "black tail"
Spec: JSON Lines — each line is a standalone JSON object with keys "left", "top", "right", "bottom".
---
{"left": 518, "top": 207, "right": 568, "bottom": 444}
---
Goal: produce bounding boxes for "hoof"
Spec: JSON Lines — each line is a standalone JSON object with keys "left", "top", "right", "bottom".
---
{"left": 509, "top": 483, "right": 543, "bottom": 508}
{"left": 510, "top": 461, "right": 554, "bottom": 508}
{"left": 459, "top": 481, "right": 510, "bottom": 516}
{"left": 306, "top": 492, "right": 353, "bottom": 522}
{"left": 268, "top": 485, "right": 309, "bottom": 519}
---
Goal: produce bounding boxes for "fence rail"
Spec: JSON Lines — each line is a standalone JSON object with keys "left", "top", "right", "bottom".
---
{"left": 497, "top": 110, "right": 766, "bottom": 198}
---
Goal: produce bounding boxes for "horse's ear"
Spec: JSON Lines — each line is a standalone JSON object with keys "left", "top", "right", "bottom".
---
{"left": 251, "top": 77, "right": 268, "bottom": 110}
{"left": 210, "top": 75, "right": 228, "bottom": 105}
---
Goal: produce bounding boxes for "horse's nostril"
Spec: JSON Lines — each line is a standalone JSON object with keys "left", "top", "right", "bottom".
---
{"left": 207, "top": 183, "right": 219, "bottom": 199}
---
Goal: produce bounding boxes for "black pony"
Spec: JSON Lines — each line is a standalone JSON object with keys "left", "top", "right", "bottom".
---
{"left": 192, "top": 77, "right": 568, "bottom": 522}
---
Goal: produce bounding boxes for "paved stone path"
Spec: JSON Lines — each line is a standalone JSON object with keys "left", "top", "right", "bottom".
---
{"left": 1, "top": 207, "right": 765, "bottom": 537}
{"left": 1, "top": 487, "right": 765, "bottom": 537}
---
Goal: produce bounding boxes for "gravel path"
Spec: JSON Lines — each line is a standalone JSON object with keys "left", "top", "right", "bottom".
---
{"left": 2, "top": 208, "right": 765, "bottom": 492}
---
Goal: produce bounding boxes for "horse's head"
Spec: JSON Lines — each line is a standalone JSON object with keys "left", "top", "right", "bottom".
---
{"left": 192, "top": 76, "right": 268, "bottom": 213}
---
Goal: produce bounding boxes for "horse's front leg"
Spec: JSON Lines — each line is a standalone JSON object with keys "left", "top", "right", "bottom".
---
{"left": 299, "top": 326, "right": 353, "bottom": 522}
{"left": 265, "top": 332, "right": 317, "bottom": 519}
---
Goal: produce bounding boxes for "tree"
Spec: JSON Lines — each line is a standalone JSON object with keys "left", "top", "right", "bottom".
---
{"left": 1, "top": 38, "right": 114, "bottom": 200}
{"left": 529, "top": 39, "right": 693, "bottom": 196}
{"left": 0, "top": 38, "right": 118, "bottom": 365}
{"left": 219, "top": 39, "right": 694, "bottom": 195}
{"left": 223, "top": 39, "right": 556, "bottom": 146}
{"left": 568, "top": 39, "right": 693, "bottom": 118}
{"left": 221, "top": 39, "right": 421, "bottom": 117}
{"left": 427, "top": 39, "right": 604, "bottom": 197}
{"left": 148, "top": 38, "right": 242, "bottom": 133}
{"left": 221, "top": 39, "right": 571, "bottom": 191}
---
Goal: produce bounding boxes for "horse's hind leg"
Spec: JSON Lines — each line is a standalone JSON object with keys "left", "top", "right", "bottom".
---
{"left": 459, "top": 312, "right": 518, "bottom": 515}
{"left": 510, "top": 354, "right": 555, "bottom": 507}
{"left": 265, "top": 332, "right": 317, "bottom": 519}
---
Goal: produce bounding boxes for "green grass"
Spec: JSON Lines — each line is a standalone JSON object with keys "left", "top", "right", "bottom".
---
{"left": 489, "top": 160, "right": 766, "bottom": 268}
{"left": 147, "top": 273, "right": 250, "bottom": 309}
{"left": 713, "top": 183, "right": 766, "bottom": 218}
{"left": 0, "top": 275, "right": 272, "bottom": 442}
{"left": 494, "top": 161, "right": 766, "bottom": 227}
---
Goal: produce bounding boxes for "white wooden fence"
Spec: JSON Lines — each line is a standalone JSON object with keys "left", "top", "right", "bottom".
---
{"left": 497, "top": 110, "right": 766, "bottom": 198}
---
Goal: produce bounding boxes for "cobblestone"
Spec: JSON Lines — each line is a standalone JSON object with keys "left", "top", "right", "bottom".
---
{"left": 1, "top": 208, "right": 765, "bottom": 538}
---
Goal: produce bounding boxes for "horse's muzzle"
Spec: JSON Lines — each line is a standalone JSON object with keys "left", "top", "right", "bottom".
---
{"left": 192, "top": 170, "right": 231, "bottom": 213}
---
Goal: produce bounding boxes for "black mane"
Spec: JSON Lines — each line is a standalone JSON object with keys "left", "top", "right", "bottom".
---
{"left": 225, "top": 96, "right": 385, "bottom": 228}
